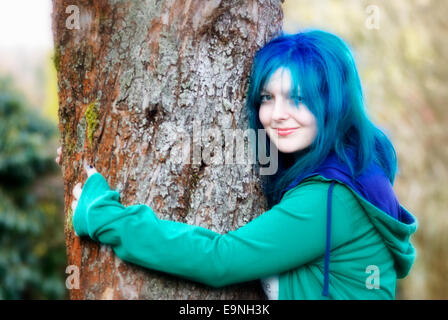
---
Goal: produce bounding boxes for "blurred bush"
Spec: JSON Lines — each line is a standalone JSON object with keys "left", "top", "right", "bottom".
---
{"left": 0, "top": 76, "right": 66, "bottom": 299}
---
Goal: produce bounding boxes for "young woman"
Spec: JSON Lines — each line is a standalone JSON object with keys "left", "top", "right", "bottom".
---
{"left": 60, "top": 30, "right": 418, "bottom": 300}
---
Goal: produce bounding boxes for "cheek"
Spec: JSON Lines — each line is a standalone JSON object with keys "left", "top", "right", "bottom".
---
{"left": 258, "top": 106, "right": 270, "bottom": 127}
{"left": 296, "top": 107, "right": 317, "bottom": 127}
{"left": 306, "top": 113, "right": 318, "bottom": 138}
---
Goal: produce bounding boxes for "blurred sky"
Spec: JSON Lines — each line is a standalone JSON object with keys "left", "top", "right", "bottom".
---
{"left": 0, "top": 0, "right": 54, "bottom": 112}
{"left": 0, "top": 0, "right": 53, "bottom": 50}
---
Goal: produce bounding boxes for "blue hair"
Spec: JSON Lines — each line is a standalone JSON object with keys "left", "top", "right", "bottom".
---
{"left": 245, "top": 29, "right": 398, "bottom": 207}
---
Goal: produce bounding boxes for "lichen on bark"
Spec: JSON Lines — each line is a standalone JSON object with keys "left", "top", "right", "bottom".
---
{"left": 85, "top": 101, "right": 99, "bottom": 147}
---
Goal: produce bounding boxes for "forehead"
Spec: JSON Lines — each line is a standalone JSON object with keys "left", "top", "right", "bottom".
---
{"left": 262, "top": 67, "right": 298, "bottom": 94}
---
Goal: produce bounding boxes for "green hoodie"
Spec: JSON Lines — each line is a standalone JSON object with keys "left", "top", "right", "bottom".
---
{"left": 73, "top": 172, "right": 417, "bottom": 299}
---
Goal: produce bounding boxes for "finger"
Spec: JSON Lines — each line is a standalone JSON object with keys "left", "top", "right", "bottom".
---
{"left": 71, "top": 199, "right": 78, "bottom": 213}
{"left": 70, "top": 202, "right": 79, "bottom": 237}
{"left": 55, "top": 147, "right": 62, "bottom": 165}
{"left": 73, "top": 182, "right": 82, "bottom": 200}
{"left": 72, "top": 211, "right": 79, "bottom": 237}
{"left": 85, "top": 163, "right": 98, "bottom": 177}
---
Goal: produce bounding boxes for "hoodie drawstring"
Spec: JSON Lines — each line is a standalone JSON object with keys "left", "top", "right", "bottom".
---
{"left": 322, "top": 181, "right": 336, "bottom": 298}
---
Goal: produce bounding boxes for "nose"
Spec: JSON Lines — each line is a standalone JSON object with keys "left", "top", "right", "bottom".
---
{"left": 271, "top": 97, "right": 290, "bottom": 121}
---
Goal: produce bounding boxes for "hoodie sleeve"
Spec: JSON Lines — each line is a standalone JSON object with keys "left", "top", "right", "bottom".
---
{"left": 73, "top": 172, "right": 355, "bottom": 288}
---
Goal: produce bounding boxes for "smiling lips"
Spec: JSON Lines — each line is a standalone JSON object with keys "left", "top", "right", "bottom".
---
{"left": 276, "top": 128, "right": 299, "bottom": 136}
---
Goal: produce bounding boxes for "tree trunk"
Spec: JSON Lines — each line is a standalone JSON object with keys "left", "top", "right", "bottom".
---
{"left": 52, "top": 0, "right": 283, "bottom": 300}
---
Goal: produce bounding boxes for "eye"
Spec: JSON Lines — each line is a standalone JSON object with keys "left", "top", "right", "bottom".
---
{"left": 290, "top": 95, "right": 304, "bottom": 105}
{"left": 260, "top": 94, "right": 272, "bottom": 103}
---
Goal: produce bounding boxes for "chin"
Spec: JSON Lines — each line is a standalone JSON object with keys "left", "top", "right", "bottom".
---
{"left": 276, "top": 145, "right": 304, "bottom": 154}
{"left": 275, "top": 141, "right": 313, "bottom": 154}
{"left": 277, "top": 148, "right": 296, "bottom": 154}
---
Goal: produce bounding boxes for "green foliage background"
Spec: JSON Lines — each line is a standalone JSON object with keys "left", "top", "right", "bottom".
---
{"left": 0, "top": 77, "right": 66, "bottom": 299}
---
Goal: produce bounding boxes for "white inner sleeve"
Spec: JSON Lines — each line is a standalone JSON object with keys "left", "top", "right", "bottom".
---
{"left": 260, "top": 275, "right": 279, "bottom": 300}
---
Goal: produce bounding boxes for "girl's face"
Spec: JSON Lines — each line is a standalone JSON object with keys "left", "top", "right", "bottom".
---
{"left": 259, "top": 67, "right": 318, "bottom": 154}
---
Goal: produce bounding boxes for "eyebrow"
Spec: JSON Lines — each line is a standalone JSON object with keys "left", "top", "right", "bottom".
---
{"left": 260, "top": 89, "right": 299, "bottom": 96}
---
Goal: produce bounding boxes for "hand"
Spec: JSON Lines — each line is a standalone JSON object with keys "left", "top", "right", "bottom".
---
{"left": 71, "top": 162, "right": 98, "bottom": 236}
{"left": 55, "top": 146, "right": 62, "bottom": 165}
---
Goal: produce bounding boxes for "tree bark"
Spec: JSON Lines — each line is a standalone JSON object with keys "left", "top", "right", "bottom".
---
{"left": 52, "top": 0, "right": 283, "bottom": 299}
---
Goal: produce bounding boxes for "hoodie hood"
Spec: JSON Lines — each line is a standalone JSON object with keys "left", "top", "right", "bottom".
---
{"left": 280, "top": 149, "right": 418, "bottom": 294}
